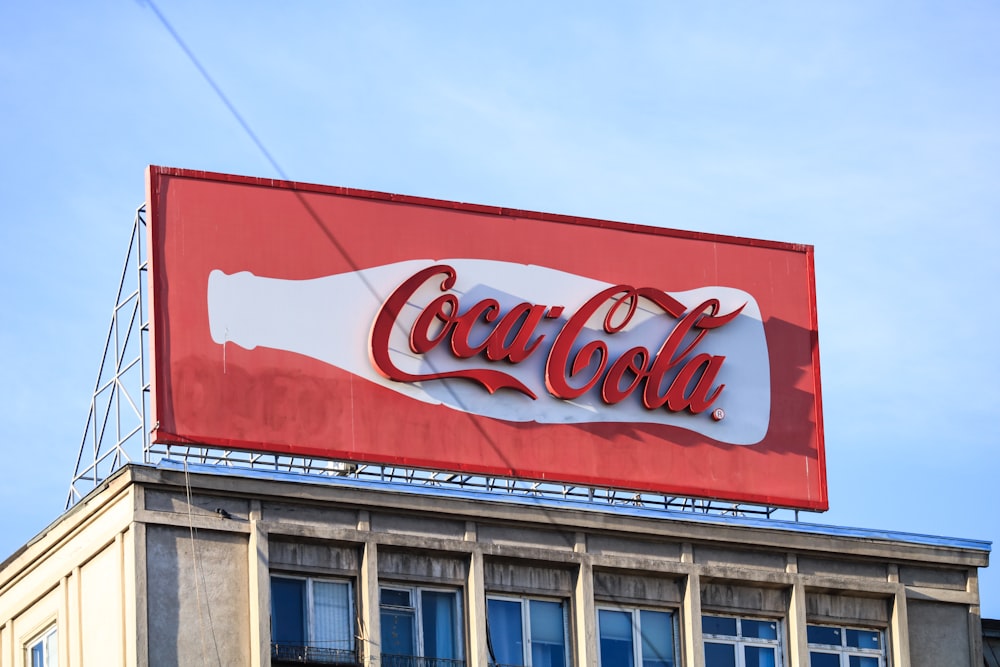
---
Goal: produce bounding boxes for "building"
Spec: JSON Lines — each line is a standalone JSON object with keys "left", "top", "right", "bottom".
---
{"left": 0, "top": 462, "right": 990, "bottom": 666}
{"left": 984, "top": 619, "right": 1000, "bottom": 666}
{"left": 0, "top": 168, "right": 992, "bottom": 665}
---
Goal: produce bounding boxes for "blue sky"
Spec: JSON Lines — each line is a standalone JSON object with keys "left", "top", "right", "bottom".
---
{"left": 2, "top": 2, "right": 998, "bottom": 618}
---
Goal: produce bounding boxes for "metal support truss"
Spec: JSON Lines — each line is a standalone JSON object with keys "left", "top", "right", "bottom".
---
{"left": 142, "top": 444, "right": 784, "bottom": 518}
{"left": 67, "top": 205, "right": 150, "bottom": 508}
{"left": 67, "top": 204, "right": 794, "bottom": 522}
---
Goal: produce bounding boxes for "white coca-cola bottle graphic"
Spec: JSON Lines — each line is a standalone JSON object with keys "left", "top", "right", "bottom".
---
{"left": 207, "top": 259, "right": 770, "bottom": 445}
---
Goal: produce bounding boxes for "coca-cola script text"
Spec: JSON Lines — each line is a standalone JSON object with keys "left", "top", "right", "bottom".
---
{"left": 369, "top": 265, "right": 746, "bottom": 415}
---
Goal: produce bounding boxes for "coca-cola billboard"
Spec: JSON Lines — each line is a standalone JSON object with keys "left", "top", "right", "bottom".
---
{"left": 148, "top": 166, "right": 827, "bottom": 510}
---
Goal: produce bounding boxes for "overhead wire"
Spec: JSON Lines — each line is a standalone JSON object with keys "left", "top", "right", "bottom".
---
{"left": 139, "top": 2, "right": 706, "bottom": 664}
{"left": 140, "top": 0, "right": 289, "bottom": 181}
{"left": 135, "top": 0, "right": 573, "bottom": 530}
{"left": 184, "top": 459, "right": 222, "bottom": 666}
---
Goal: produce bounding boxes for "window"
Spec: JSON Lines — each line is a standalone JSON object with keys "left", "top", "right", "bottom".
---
{"left": 486, "top": 596, "right": 568, "bottom": 667}
{"left": 807, "top": 625, "right": 885, "bottom": 667}
{"left": 702, "top": 615, "right": 782, "bottom": 667}
{"left": 598, "top": 607, "right": 676, "bottom": 667}
{"left": 27, "top": 626, "right": 57, "bottom": 667}
{"left": 380, "top": 585, "right": 464, "bottom": 666}
{"left": 271, "top": 575, "right": 355, "bottom": 664}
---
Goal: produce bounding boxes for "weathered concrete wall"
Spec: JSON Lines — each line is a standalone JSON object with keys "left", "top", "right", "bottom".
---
{"left": 984, "top": 619, "right": 1000, "bottom": 667}
{"left": 145, "top": 525, "right": 249, "bottom": 666}
{"left": 0, "top": 466, "right": 990, "bottom": 666}
{"left": 908, "top": 599, "right": 972, "bottom": 667}
{"left": 270, "top": 539, "right": 358, "bottom": 575}
{"left": 701, "top": 581, "right": 787, "bottom": 615}
{"left": 483, "top": 559, "right": 573, "bottom": 595}
{"left": 695, "top": 546, "right": 786, "bottom": 571}
{"left": 593, "top": 570, "right": 682, "bottom": 605}
{"left": 379, "top": 549, "right": 466, "bottom": 584}
{"left": 805, "top": 592, "right": 889, "bottom": 625}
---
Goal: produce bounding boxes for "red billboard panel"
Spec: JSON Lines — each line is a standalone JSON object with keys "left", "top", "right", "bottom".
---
{"left": 147, "top": 166, "right": 827, "bottom": 510}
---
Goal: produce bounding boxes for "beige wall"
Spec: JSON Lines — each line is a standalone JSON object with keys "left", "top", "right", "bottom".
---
{"left": 0, "top": 482, "right": 134, "bottom": 667}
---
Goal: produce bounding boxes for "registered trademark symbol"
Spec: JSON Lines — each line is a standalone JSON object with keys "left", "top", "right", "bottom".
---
{"left": 711, "top": 408, "right": 725, "bottom": 422}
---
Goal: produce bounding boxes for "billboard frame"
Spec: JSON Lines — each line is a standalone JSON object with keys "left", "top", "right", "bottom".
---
{"left": 146, "top": 166, "right": 827, "bottom": 511}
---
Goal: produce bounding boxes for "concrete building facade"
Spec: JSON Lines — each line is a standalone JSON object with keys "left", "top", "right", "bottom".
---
{"left": 0, "top": 463, "right": 990, "bottom": 666}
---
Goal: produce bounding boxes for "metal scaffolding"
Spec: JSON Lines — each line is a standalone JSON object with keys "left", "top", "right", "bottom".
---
{"left": 66, "top": 205, "right": 150, "bottom": 507}
{"left": 67, "top": 205, "right": 791, "bottom": 520}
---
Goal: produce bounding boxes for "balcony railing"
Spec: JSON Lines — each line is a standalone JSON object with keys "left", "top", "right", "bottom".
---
{"left": 271, "top": 642, "right": 359, "bottom": 664}
{"left": 378, "top": 655, "right": 466, "bottom": 667}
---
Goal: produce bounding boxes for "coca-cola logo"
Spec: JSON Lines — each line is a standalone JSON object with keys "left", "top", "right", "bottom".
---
{"left": 370, "top": 264, "right": 745, "bottom": 416}
{"left": 207, "top": 258, "right": 770, "bottom": 445}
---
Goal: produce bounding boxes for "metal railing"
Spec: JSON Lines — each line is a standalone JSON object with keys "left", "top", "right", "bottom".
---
{"left": 271, "top": 642, "right": 359, "bottom": 664}
{"left": 377, "top": 655, "right": 465, "bottom": 667}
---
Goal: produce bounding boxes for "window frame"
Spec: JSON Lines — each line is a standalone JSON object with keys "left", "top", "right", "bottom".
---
{"left": 379, "top": 583, "right": 465, "bottom": 662}
{"left": 806, "top": 623, "right": 886, "bottom": 667}
{"left": 269, "top": 573, "right": 356, "bottom": 663}
{"left": 486, "top": 593, "right": 571, "bottom": 667}
{"left": 26, "top": 625, "right": 58, "bottom": 667}
{"left": 701, "top": 613, "right": 783, "bottom": 667}
{"left": 596, "top": 604, "right": 679, "bottom": 667}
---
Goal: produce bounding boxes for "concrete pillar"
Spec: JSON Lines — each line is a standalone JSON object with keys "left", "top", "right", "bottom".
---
{"left": 73, "top": 564, "right": 84, "bottom": 667}
{"left": 131, "top": 486, "right": 147, "bottom": 667}
{"left": 572, "top": 554, "right": 596, "bottom": 667}
{"left": 968, "top": 568, "right": 984, "bottom": 667}
{"left": 890, "top": 585, "right": 910, "bottom": 667}
{"left": 466, "top": 549, "right": 488, "bottom": 667}
{"left": 1, "top": 621, "right": 11, "bottom": 667}
{"left": 123, "top": 527, "right": 138, "bottom": 667}
{"left": 114, "top": 532, "right": 128, "bottom": 666}
{"left": 248, "top": 500, "right": 270, "bottom": 667}
{"left": 681, "top": 568, "right": 704, "bottom": 667}
{"left": 359, "top": 538, "right": 380, "bottom": 665}
{"left": 786, "top": 579, "right": 809, "bottom": 667}
{"left": 57, "top": 575, "right": 69, "bottom": 667}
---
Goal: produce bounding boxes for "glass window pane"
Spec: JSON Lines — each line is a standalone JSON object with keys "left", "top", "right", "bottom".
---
{"left": 530, "top": 600, "right": 564, "bottom": 643}
{"left": 807, "top": 626, "right": 842, "bottom": 646}
{"left": 744, "top": 645, "right": 776, "bottom": 667}
{"left": 381, "top": 588, "right": 411, "bottom": 607}
{"left": 599, "top": 610, "right": 634, "bottom": 667}
{"left": 702, "top": 616, "right": 738, "bottom": 637}
{"left": 599, "top": 609, "right": 632, "bottom": 640}
{"left": 422, "top": 590, "right": 460, "bottom": 659}
{"left": 848, "top": 658, "right": 880, "bottom": 667}
{"left": 846, "top": 629, "right": 881, "bottom": 650}
{"left": 381, "top": 608, "right": 415, "bottom": 656}
{"left": 31, "top": 642, "right": 45, "bottom": 667}
{"left": 271, "top": 577, "right": 306, "bottom": 645}
{"left": 639, "top": 610, "right": 674, "bottom": 667}
{"left": 741, "top": 619, "right": 778, "bottom": 640}
{"left": 704, "top": 642, "right": 737, "bottom": 667}
{"left": 809, "top": 652, "right": 840, "bottom": 667}
{"left": 313, "top": 581, "right": 352, "bottom": 653}
{"left": 488, "top": 599, "right": 525, "bottom": 666}
{"left": 532, "top": 639, "right": 567, "bottom": 667}
{"left": 530, "top": 600, "right": 566, "bottom": 667}
{"left": 46, "top": 631, "right": 58, "bottom": 667}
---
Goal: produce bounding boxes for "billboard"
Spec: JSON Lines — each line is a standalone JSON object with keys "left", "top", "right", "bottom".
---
{"left": 147, "top": 166, "right": 827, "bottom": 510}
